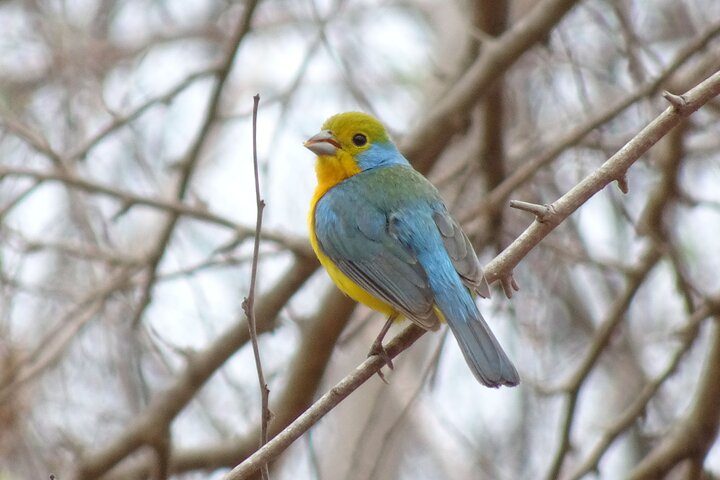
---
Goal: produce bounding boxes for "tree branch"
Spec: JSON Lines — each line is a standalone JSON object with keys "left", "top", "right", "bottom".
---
{"left": 223, "top": 324, "right": 427, "bottom": 480}
{"left": 484, "top": 69, "right": 720, "bottom": 286}
{"left": 472, "top": 20, "right": 720, "bottom": 218}
{"left": 544, "top": 245, "right": 661, "bottom": 480}
{"left": 567, "top": 294, "right": 720, "bottom": 480}
{"left": 127, "top": 0, "right": 261, "bottom": 329}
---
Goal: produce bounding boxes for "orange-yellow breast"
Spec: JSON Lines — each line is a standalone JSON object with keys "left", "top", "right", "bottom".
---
{"left": 308, "top": 153, "right": 396, "bottom": 316}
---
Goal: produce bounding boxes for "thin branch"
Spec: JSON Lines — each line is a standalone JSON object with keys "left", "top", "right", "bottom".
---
{"left": 0, "top": 117, "right": 64, "bottom": 165}
{"left": 402, "top": 0, "right": 583, "bottom": 172}
{"left": 0, "top": 267, "right": 134, "bottom": 403}
{"left": 662, "top": 90, "right": 689, "bottom": 111}
{"left": 469, "top": 20, "right": 720, "bottom": 219}
{"left": 67, "top": 68, "right": 218, "bottom": 161}
{"left": 241, "top": 94, "right": 270, "bottom": 480}
{"left": 0, "top": 179, "right": 43, "bottom": 221}
{"left": 508, "top": 200, "right": 554, "bottom": 221}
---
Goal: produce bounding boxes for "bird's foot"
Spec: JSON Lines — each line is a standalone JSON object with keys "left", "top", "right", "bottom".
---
{"left": 368, "top": 339, "right": 394, "bottom": 384}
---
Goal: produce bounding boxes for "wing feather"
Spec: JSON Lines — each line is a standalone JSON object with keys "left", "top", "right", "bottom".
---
{"left": 315, "top": 193, "right": 438, "bottom": 329}
{"left": 432, "top": 211, "right": 490, "bottom": 298}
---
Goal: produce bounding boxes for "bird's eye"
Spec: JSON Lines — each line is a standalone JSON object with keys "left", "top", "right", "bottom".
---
{"left": 352, "top": 133, "right": 367, "bottom": 147}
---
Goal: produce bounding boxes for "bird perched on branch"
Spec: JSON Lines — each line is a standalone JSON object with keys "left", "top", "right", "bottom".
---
{"left": 304, "top": 111, "right": 519, "bottom": 388}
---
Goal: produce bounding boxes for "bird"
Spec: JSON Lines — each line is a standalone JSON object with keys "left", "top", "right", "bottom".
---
{"left": 304, "top": 111, "right": 519, "bottom": 388}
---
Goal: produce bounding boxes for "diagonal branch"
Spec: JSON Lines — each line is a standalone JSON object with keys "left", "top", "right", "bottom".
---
{"left": 223, "top": 323, "right": 427, "bottom": 480}
{"left": 484, "top": 69, "right": 720, "bottom": 286}
{"left": 567, "top": 294, "right": 720, "bottom": 480}
{"left": 544, "top": 245, "right": 661, "bottom": 480}
{"left": 475, "top": 19, "right": 720, "bottom": 217}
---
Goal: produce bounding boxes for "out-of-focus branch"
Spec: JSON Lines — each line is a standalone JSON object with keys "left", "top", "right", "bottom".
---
{"left": 628, "top": 317, "right": 720, "bottom": 480}
{"left": 568, "top": 293, "right": 720, "bottom": 480}
{"left": 544, "top": 245, "right": 661, "bottom": 480}
{"left": 0, "top": 118, "right": 64, "bottom": 165}
{"left": 127, "top": 0, "right": 261, "bottom": 329}
{"left": 68, "top": 67, "right": 219, "bottom": 161}
{"left": 0, "top": 165, "right": 312, "bottom": 257}
{"left": 472, "top": 21, "right": 720, "bottom": 221}
{"left": 0, "top": 267, "right": 134, "bottom": 403}
{"left": 473, "top": 0, "right": 509, "bottom": 251}
{"left": 547, "top": 100, "right": 691, "bottom": 479}
{"left": 402, "top": 0, "right": 582, "bottom": 172}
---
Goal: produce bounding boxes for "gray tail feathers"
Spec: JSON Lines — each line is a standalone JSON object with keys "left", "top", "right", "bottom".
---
{"left": 444, "top": 310, "right": 520, "bottom": 388}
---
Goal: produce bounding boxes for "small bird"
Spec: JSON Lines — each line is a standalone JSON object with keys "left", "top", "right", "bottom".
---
{"left": 304, "top": 112, "right": 519, "bottom": 388}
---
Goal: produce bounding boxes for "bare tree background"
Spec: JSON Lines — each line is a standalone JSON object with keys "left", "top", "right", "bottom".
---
{"left": 1, "top": 1, "right": 720, "bottom": 480}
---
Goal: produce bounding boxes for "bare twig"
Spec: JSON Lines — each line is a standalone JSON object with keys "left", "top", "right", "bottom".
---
{"left": 241, "top": 94, "right": 271, "bottom": 480}
{"left": 662, "top": 90, "right": 689, "bottom": 112}
{"left": 508, "top": 200, "right": 554, "bottom": 221}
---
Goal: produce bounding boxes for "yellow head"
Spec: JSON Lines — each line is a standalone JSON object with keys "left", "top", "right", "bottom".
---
{"left": 304, "top": 112, "right": 404, "bottom": 189}
{"left": 305, "top": 112, "right": 389, "bottom": 157}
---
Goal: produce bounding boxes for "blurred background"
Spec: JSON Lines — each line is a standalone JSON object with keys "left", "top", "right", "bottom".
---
{"left": 1, "top": 0, "right": 720, "bottom": 479}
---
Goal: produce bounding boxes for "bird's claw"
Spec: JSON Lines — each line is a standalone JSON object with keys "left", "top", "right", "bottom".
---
{"left": 368, "top": 340, "right": 394, "bottom": 383}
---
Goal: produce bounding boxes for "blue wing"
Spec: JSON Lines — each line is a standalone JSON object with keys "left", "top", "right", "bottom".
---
{"left": 314, "top": 173, "right": 438, "bottom": 329}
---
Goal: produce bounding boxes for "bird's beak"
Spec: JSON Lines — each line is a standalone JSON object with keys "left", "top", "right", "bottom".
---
{"left": 304, "top": 130, "right": 340, "bottom": 156}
